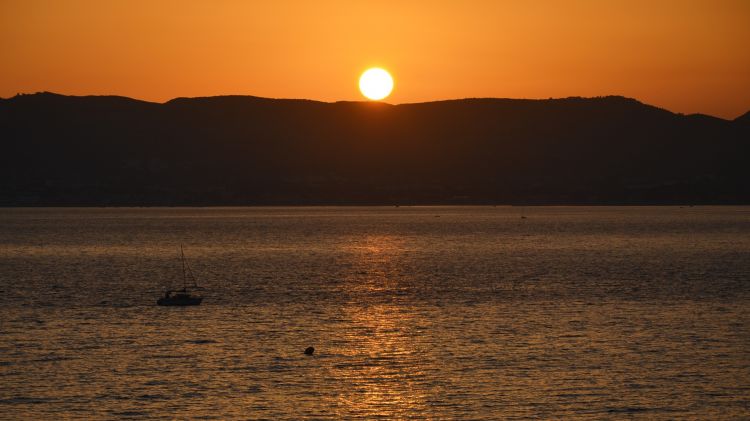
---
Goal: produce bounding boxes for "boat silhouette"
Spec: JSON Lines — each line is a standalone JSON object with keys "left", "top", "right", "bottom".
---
{"left": 157, "top": 245, "right": 204, "bottom": 306}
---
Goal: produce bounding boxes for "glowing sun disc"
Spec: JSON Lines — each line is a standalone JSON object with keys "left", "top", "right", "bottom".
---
{"left": 359, "top": 68, "right": 393, "bottom": 100}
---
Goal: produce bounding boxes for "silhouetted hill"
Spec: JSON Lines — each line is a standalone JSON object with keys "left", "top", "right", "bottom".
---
{"left": 735, "top": 111, "right": 750, "bottom": 126}
{"left": 1, "top": 92, "right": 748, "bottom": 205}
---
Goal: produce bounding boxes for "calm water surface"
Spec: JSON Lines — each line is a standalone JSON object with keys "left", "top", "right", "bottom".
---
{"left": 1, "top": 206, "right": 749, "bottom": 419}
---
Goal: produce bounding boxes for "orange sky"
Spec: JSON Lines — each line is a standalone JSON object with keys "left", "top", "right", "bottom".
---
{"left": 1, "top": 0, "right": 749, "bottom": 118}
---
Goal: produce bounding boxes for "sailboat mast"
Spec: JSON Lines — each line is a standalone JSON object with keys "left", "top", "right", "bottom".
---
{"left": 180, "top": 244, "right": 187, "bottom": 290}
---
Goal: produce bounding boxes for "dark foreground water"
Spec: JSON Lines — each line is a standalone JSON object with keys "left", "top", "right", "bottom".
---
{"left": 1, "top": 206, "right": 749, "bottom": 419}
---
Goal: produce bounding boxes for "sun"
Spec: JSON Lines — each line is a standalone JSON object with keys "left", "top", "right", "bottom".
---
{"left": 359, "top": 68, "right": 393, "bottom": 101}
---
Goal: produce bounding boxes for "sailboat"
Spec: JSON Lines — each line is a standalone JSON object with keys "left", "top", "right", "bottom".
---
{"left": 157, "top": 245, "right": 204, "bottom": 306}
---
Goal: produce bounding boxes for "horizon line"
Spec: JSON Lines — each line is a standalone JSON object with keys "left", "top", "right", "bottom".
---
{"left": 4, "top": 90, "right": 747, "bottom": 121}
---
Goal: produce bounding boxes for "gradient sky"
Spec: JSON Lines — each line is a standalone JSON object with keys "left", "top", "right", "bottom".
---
{"left": 1, "top": 0, "right": 749, "bottom": 118}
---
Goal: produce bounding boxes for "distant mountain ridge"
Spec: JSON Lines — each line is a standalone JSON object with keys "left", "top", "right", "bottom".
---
{"left": 1, "top": 92, "right": 748, "bottom": 205}
{"left": 735, "top": 110, "right": 750, "bottom": 125}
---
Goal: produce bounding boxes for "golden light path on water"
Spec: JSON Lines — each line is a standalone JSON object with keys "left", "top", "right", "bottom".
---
{"left": 333, "top": 235, "right": 428, "bottom": 416}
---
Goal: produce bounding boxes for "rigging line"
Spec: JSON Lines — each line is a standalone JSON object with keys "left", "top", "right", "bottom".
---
{"left": 180, "top": 244, "right": 187, "bottom": 289}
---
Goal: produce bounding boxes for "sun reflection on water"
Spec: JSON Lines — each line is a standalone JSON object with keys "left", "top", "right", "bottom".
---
{"left": 338, "top": 234, "right": 412, "bottom": 293}
{"left": 330, "top": 303, "right": 430, "bottom": 418}
{"left": 330, "top": 234, "right": 432, "bottom": 417}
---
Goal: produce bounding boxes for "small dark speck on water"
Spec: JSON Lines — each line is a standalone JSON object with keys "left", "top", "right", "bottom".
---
{"left": 304, "top": 347, "right": 315, "bottom": 355}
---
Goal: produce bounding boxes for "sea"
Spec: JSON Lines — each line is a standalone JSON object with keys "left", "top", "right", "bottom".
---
{"left": 1, "top": 206, "right": 749, "bottom": 419}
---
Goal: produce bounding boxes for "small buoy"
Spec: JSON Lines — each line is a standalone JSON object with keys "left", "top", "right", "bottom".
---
{"left": 304, "top": 346, "right": 315, "bottom": 355}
